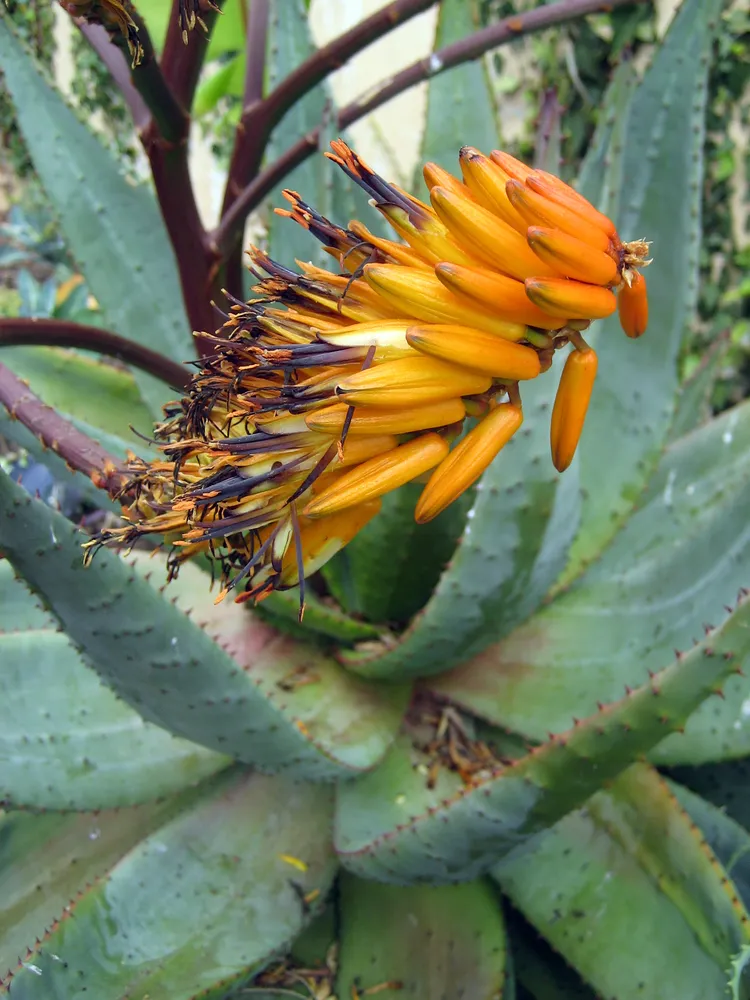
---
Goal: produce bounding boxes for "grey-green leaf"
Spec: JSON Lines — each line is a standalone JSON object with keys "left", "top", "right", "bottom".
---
{"left": 492, "top": 770, "right": 739, "bottom": 1000}
{"left": 0, "top": 559, "right": 229, "bottom": 810}
{"left": 340, "top": 351, "right": 580, "bottom": 678}
{"left": 2, "top": 770, "right": 337, "bottom": 1000}
{"left": 434, "top": 400, "right": 750, "bottom": 765}
{"left": 0, "top": 799, "right": 186, "bottom": 978}
{"left": 0, "top": 18, "right": 194, "bottom": 418}
{"left": 335, "top": 608, "right": 745, "bottom": 883}
{"left": 415, "top": 0, "right": 499, "bottom": 185}
{"left": 336, "top": 874, "right": 508, "bottom": 999}
{"left": 0, "top": 471, "right": 408, "bottom": 780}
{"left": 565, "top": 0, "right": 721, "bottom": 576}
{"left": 265, "top": 0, "right": 386, "bottom": 272}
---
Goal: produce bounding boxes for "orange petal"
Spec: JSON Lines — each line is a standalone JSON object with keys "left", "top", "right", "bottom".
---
{"left": 337, "top": 434, "right": 400, "bottom": 467}
{"left": 524, "top": 277, "right": 617, "bottom": 320}
{"left": 335, "top": 355, "right": 491, "bottom": 408}
{"left": 423, "top": 161, "right": 470, "bottom": 199}
{"left": 364, "top": 264, "right": 529, "bottom": 341}
{"left": 406, "top": 324, "right": 540, "bottom": 380}
{"left": 505, "top": 180, "right": 612, "bottom": 253}
{"left": 526, "top": 171, "right": 618, "bottom": 239}
{"left": 490, "top": 150, "right": 534, "bottom": 182}
{"left": 618, "top": 271, "right": 649, "bottom": 339}
{"left": 305, "top": 398, "right": 466, "bottom": 436}
{"left": 458, "top": 147, "right": 525, "bottom": 229}
{"left": 348, "top": 220, "right": 431, "bottom": 270}
{"left": 318, "top": 319, "right": 417, "bottom": 358}
{"left": 434, "top": 262, "right": 567, "bottom": 331}
{"left": 550, "top": 347, "right": 598, "bottom": 472}
{"left": 304, "top": 432, "right": 450, "bottom": 517}
{"left": 429, "top": 186, "right": 559, "bottom": 281}
{"left": 279, "top": 501, "right": 381, "bottom": 585}
{"left": 379, "top": 203, "right": 483, "bottom": 268}
{"left": 415, "top": 403, "right": 523, "bottom": 522}
{"left": 526, "top": 227, "right": 618, "bottom": 286}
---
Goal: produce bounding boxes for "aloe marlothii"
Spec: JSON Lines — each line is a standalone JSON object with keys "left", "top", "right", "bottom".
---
{"left": 1, "top": 0, "right": 748, "bottom": 997}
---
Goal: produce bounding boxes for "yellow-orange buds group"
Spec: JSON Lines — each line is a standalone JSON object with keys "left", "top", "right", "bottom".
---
{"left": 92, "top": 141, "right": 650, "bottom": 606}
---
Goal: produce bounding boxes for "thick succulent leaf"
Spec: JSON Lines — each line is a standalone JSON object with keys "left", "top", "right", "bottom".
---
{"left": 565, "top": 0, "right": 721, "bottom": 575}
{"left": 415, "top": 0, "right": 498, "bottom": 183}
{"left": 2, "top": 769, "right": 337, "bottom": 1000}
{"left": 670, "top": 779, "right": 750, "bottom": 915}
{"left": 668, "top": 759, "right": 750, "bottom": 834}
{"left": 492, "top": 767, "right": 745, "bottom": 1000}
{"left": 575, "top": 59, "right": 638, "bottom": 225}
{"left": 673, "top": 783, "right": 750, "bottom": 1000}
{"left": 335, "top": 874, "right": 508, "bottom": 999}
{"left": 258, "top": 588, "right": 382, "bottom": 643}
{"left": 265, "top": 0, "right": 386, "bottom": 272}
{"left": 0, "top": 800, "right": 185, "bottom": 979}
{"left": 0, "top": 560, "right": 228, "bottom": 810}
{"left": 668, "top": 331, "right": 732, "bottom": 443}
{"left": 335, "top": 610, "right": 745, "bottom": 883}
{"left": 340, "top": 351, "right": 580, "bottom": 679}
{"left": 323, "top": 482, "right": 473, "bottom": 625}
{"left": 506, "top": 909, "right": 598, "bottom": 1000}
{"left": 0, "top": 472, "right": 409, "bottom": 779}
{"left": 0, "top": 19, "right": 194, "bottom": 418}
{"left": 434, "top": 400, "right": 750, "bottom": 764}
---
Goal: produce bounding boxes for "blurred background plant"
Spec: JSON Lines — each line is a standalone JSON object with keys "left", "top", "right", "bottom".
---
{"left": 1, "top": 1, "right": 750, "bottom": 998}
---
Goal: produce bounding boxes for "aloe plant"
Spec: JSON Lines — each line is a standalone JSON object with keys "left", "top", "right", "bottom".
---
{"left": 0, "top": 0, "right": 748, "bottom": 997}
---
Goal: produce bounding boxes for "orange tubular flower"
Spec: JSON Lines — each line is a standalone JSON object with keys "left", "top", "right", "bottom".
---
{"left": 91, "top": 141, "right": 651, "bottom": 610}
{"left": 550, "top": 347, "right": 599, "bottom": 473}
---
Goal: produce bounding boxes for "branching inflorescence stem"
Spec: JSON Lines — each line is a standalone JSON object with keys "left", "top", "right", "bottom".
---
{"left": 72, "top": 0, "right": 646, "bottom": 348}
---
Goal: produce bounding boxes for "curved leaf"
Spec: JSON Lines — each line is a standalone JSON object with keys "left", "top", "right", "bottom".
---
{"left": 0, "top": 800, "right": 185, "bottom": 978}
{"left": 336, "top": 875, "right": 508, "bottom": 999}
{"left": 670, "top": 779, "right": 750, "bottom": 916}
{"left": 416, "top": 0, "right": 498, "bottom": 181}
{"left": 2, "top": 769, "right": 337, "bottom": 1000}
{"left": 0, "top": 18, "right": 194, "bottom": 418}
{"left": 492, "top": 767, "right": 744, "bottom": 1000}
{"left": 506, "top": 908, "right": 598, "bottom": 1000}
{"left": 258, "top": 588, "right": 382, "bottom": 644}
{"left": 339, "top": 351, "right": 580, "bottom": 679}
{"left": 668, "top": 331, "right": 732, "bottom": 443}
{"left": 0, "top": 560, "right": 228, "bottom": 810}
{"left": 0, "top": 471, "right": 409, "bottom": 780}
{"left": 668, "top": 760, "right": 750, "bottom": 835}
{"left": 264, "top": 0, "right": 387, "bottom": 273}
{"left": 335, "top": 609, "right": 745, "bottom": 883}
{"left": 323, "top": 481, "right": 472, "bottom": 626}
{"left": 565, "top": 0, "right": 721, "bottom": 576}
{"left": 434, "top": 401, "right": 750, "bottom": 764}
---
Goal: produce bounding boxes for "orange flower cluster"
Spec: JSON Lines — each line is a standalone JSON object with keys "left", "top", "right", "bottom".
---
{"left": 93, "top": 142, "right": 650, "bottom": 607}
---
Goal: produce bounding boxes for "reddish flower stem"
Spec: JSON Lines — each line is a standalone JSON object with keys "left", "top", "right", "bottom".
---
{"left": 76, "top": 11, "right": 214, "bottom": 340}
{"left": 161, "top": 0, "right": 227, "bottom": 111}
{"left": 0, "top": 318, "right": 190, "bottom": 390}
{"left": 0, "top": 361, "right": 126, "bottom": 496}
{"left": 222, "top": 0, "right": 271, "bottom": 300}
{"left": 212, "top": 0, "right": 647, "bottom": 260}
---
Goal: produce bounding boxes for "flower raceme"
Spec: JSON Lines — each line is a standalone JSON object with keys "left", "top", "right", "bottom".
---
{"left": 91, "top": 142, "right": 651, "bottom": 609}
